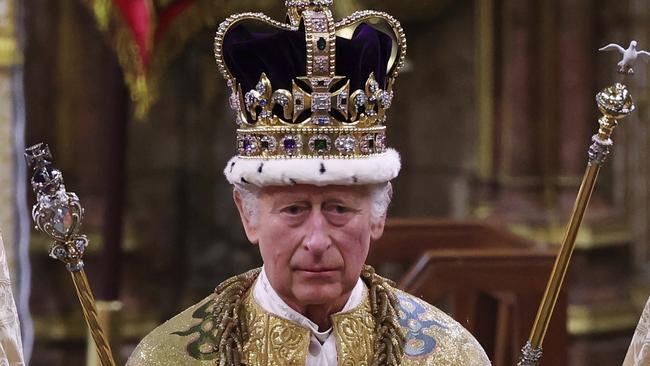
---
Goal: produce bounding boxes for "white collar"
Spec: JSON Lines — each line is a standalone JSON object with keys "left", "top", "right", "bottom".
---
{"left": 253, "top": 266, "right": 365, "bottom": 339}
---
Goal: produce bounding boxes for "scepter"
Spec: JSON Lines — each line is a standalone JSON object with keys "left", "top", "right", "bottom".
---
{"left": 517, "top": 42, "right": 641, "bottom": 365}
{"left": 24, "top": 143, "right": 116, "bottom": 366}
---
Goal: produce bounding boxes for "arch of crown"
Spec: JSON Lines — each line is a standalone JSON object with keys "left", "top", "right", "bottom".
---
{"left": 213, "top": 0, "right": 407, "bottom": 159}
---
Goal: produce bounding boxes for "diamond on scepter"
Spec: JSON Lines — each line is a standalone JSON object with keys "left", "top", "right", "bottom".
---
{"left": 599, "top": 40, "right": 650, "bottom": 75}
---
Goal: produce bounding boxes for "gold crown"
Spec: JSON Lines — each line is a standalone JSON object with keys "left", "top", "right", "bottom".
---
{"left": 214, "top": 1, "right": 406, "bottom": 159}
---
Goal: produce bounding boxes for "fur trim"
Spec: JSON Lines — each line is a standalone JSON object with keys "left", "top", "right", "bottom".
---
{"left": 224, "top": 149, "right": 401, "bottom": 187}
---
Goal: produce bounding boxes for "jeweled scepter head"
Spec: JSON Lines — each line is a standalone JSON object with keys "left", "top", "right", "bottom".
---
{"left": 25, "top": 143, "right": 88, "bottom": 272}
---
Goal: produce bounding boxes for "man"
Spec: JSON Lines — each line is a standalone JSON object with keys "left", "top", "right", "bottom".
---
{"left": 127, "top": 0, "right": 490, "bottom": 364}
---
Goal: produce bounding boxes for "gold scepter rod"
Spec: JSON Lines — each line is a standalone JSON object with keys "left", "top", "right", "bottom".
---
{"left": 517, "top": 80, "right": 636, "bottom": 365}
{"left": 24, "top": 143, "right": 116, "bottom": 366}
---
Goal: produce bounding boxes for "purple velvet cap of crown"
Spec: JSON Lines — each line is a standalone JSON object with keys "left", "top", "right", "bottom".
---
{"left": 222, "top": 22, "right": 393, "bottom": 92}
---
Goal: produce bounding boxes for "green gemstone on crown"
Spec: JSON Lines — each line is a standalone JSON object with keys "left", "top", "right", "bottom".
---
{"left": 317, "top": 37, "right": 327, "bottom": 51}
{"left": 314, "top": 139, "right": 328, "bottom": 151}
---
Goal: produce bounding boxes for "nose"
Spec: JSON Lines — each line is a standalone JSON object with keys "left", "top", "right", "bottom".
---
{"left": 302, "top": 211, "right": 332, "bottom": 256}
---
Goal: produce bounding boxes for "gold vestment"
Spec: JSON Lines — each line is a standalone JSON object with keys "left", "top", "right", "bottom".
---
{"left": 127, "top": 277, "right": 490, "bottom": 365}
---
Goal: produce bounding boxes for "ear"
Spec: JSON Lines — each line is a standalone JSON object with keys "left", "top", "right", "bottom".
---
{"left": 370, "top": 214, "right": 387, "bottom": 241}
{"left": 370, "top": 183, "right": 392, "bottom": 241}
{"left": 233, "top": 188, "right": 260, "bottom": 245}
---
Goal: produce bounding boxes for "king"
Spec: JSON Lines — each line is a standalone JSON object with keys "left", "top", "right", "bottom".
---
{"left": 127, "top": 1, "right": 490, "bottom": 364}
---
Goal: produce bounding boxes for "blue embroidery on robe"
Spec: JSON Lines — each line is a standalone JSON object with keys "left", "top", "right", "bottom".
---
{"left": 396, "top": 293, "right": 444, "bottom": 357}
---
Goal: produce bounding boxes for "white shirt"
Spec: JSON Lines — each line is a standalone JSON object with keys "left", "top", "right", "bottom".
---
{"left": 253, "top": 266, "right": 365, "bottom": 366}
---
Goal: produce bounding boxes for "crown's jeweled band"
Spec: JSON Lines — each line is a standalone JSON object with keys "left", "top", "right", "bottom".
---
{"left": 236, "top": 128, "right": 386, "bottom": 158}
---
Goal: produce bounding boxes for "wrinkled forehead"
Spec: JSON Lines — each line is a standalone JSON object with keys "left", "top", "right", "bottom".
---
{"left": 260, "top": 184, "right": 372, "bottom": 202}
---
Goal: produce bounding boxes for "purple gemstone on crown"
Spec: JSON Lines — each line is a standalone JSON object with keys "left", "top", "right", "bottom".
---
{"left": 281, "top": 135, "right": 302, "bottom": 156}
{"left": 283, "top": 138, "right": 296, "bottom": 150}
{"left": 243, "top": 138, "right": 253, "bottom": 151}
{"left": 315, "top": 116, "right": 330, "bottom": 125}
{"left": 238, "top": 135, "right": 258, "bottom": 155}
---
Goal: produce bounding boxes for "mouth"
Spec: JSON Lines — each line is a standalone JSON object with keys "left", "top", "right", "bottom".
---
{"left": 294, "top": 267, "right": 340, "bottom": 274}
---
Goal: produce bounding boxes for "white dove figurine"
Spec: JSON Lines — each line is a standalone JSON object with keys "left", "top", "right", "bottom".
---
{"left": 599, "top": 40, "right": 650, "bottom": 75}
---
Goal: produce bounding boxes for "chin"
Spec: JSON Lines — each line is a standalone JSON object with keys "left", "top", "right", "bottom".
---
{"left": 292, "top": 284, "right": 343, "bottom": 306}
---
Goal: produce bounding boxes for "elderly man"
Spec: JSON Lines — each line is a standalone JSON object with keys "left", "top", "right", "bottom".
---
{"left": 127, "top": 1, "right": 490, "bottom": 365}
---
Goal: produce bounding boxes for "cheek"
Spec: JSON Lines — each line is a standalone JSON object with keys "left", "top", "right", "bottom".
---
{"left": 257, "top": 220, "right": 304, "bottom": 265}
{"left": 333, "top": 221, "right": 372, "bottom": 268}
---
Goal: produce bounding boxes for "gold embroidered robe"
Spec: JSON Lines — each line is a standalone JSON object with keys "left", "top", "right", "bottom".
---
{"left": 127, "top": 283, "right": 490, "bottom": 365}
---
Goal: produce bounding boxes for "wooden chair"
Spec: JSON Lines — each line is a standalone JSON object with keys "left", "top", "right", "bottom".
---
{"left": 367, "top": 219, "right": 567, "bottom": 366}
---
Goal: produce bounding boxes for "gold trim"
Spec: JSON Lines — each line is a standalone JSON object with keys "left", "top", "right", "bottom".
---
{"left": 238, "top": 126, "right": 386, "bottom": 134}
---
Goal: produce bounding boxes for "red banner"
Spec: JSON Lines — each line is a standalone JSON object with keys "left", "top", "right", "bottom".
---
{"left": 84, "top": 0, "right": 222, "bottom": 118}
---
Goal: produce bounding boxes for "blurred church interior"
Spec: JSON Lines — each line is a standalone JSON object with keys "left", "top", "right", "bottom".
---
{"left": 1, "top": 0, "right": 650, "bottom": 364}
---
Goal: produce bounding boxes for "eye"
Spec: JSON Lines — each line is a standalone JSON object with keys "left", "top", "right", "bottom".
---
{"left": 282, "top": 204, "right": 308, "bottom": 216}
{"left": 324, "top": 203, "right": 355, "bottom": 215}
{"left": 333, "top": 205, "right": 350, "bottom": 214}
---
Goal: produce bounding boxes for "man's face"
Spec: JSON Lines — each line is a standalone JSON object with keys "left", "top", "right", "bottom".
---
{"left": 234, "top": 184, "right": 386, "bottom": 312}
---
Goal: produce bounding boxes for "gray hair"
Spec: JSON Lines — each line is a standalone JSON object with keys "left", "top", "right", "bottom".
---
{"left": 234, "top": 183, "right": 392, "bottom": 222}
